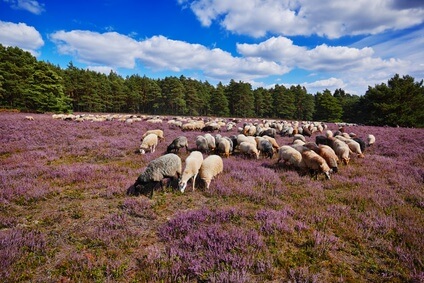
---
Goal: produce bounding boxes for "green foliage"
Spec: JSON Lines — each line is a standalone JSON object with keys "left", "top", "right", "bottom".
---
{"left": 1, "top": 44, "right": 423, "bottom": 127}
{"left": 0, "top": 45, "right": 71, "bottom": 113}
{"left": 225, "top": 79, "right": 255, "bottom": 117}
{"left": 358, "top": 74, "right": 424, "bottom": 127}
{"left": 210, "top": 82, "right": 230, "bottom": 117}
{"left": 314, "top": 89, "right": 343, "bottom": 122}
{"left": 272, "top": 85, "right": 296, "bottom": 119}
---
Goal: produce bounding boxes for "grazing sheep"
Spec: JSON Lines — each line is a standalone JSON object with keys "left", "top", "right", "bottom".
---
{"left": 139, "top": 133, "right": 158, "bottom": 154}
{"left": 204, "top": 133, "right": 216, "bottom": 152}
{"left": 199, "top": 155, "right": 224, "bottom": 189}
{"left": 367, "top": 134, "right": 376, "bottom": 146}
{"left": 223, "top": 136, "right": 234, "bottom": 153}
{"left": 277, "top": 145, "right": 305, "bottom": 169}
{"left": 344, "top": 139, "right": 365, "bottom": 158}
{"left": 167, "top": 136, "right": 189, "bottom": 153}
{"left": 196, "top": 135, "right": 210, "bottom": 153}
{"left": 141, "top": 129, "right": 164, "bottom": 142}
{"left": 302, "top": 150, "right": 331, "bottom": 180}
{"left": 293, "top": 134, "right": 306, "bottom": 143}
{"left": 301, "top": 127, "right": 312, "bottom": 137}
{"left": 128, "top": 153, "right": 182, "bottom": 198}
{"left": 353, "top": 137, "right": 366, "bottom": 153}
{"left": 237, "top": 134, "right": 256, "bottom": 146}
{"left": 331, "top": 138, "right": 350, "bottom": 165}
{"left": 318, "top": 145, "right": 339, "bottom": 173}
{"left": 259, "top": 128, "right": 277, "bottom": 138}
{"left": 239, "top": 141, "right": 260, "bottom": 159}
{"left": 179, "top": 151, "right": 204, "bottom": 193}
{"left": 25, "top": 116, "right": 34, "bottom": 121}
{"left": 258, "top": 139, "right": 274, "bottom": 159}
{"left": 261, "top": 135, "right": 279, "bottom": 150}
{"left": 315, "top": 135, "right": 329, "bottom": 146}
{"left": 216, "top": 138, "right": 231, "bottom": 158}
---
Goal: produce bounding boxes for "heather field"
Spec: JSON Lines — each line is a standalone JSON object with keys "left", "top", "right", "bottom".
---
{"left": 1, "top": 112, "right": 423, "bottom": 283}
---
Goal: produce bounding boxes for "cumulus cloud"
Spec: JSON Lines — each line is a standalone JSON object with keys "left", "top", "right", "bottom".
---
{"left": 179, "top": 0, "right": 424, "bottom": 38}
{"left": 49, "top": 30, "right": 288, "bottom": 81}
{"left": 3, "top": 0, "right": 45, "bottom": 15}
{"left": 0, "top": 21, "right": 44, "bottom": 55}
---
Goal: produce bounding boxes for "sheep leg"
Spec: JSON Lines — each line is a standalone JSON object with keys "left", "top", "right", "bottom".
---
{"left": 192, "top": 173, "right": 198, "bottom": 191}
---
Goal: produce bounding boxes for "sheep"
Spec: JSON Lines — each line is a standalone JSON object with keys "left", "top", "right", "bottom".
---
{"left": 353, "top": 137, "right": 366, "bottom": 153}
{"left": 178, "top": 151, "right": 204, "bottom": 193}
{"left": 181, "top": 122, "right": 196, "bottom": 131}
{"left": 204, "top": 133, "right": 216, "bottom": 152}
{"left": 139, "top": 133, "right": 158, "bottom": 154}
{"left": 128, "top": 153, "right": 182, "bottom": 198}
{"left": 236, "top": 134, "right": 256, "bottom": 147}
{"left": 259, "top": 128, "right": 276, "bottom": 138}
{"left": 367, "top": 134, "right": 376, "bottom": 146}
{"left": 330, "top": 138, "right": 350, "bottom": 165}
{"left": 302, "top": 150, "right": 331, "bottom": 180}
{"left": 199, "top": 155, "right": 223, "bottom": 189}
{"left": 239, "top": 141, "right": 260, "bottom": 159}
{"left": 258, "top": 139, "right": 274, "bottom": 159}
{"left": 25, "top": 116, "right": 34, "bottom": 121}
{"left": 316, "top": 135, "right": 329, "bottom": 146}
{"left": 196, "top": 135, "right": 210, "bottom": 153}
{"left": 293, "top": 134, "right": 306, "bottom": 143}
{"left": 216, "top": 138, "right": 231, "bottom": 158}
{"left": 141, "top": 129, "right": 164, "bottom": 142}
{"left": 318, "top": 145, "right": 339, "bottom": 173}
{"left": 277, "top": 145, "right": 305, "bottom": 169}
{"left": 344, "top": 138, "right": 365, "bottom": 158}
{"left": 167, "top": 136, "right": 189, "bottom": 153}
{"left": 261, "top": 135, "right": 279, "bottom": 150}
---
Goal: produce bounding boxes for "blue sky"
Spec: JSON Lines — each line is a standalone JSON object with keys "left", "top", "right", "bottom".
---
{"left": 0, "top": 0, "right": 423, "bottom": 95}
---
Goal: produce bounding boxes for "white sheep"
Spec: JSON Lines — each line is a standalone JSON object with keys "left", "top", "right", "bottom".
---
{"left": 367, "top": 134, "right": 376, "bottom": 146}
{"left": 129, "top": 153, "right": 182, "bottom": 198}
{"left": 199, "top": 155, "right": 224, "bottom": 189}
{"left": 141, "top": 129, "right": 164, "bottom": 142}
{"left": 293, "top": 134, "right": 306, "bottom": 143}
{"left": 344, "top": 139, "right": 365, "bottom": 158}
{"left": 318, "top": 145, "right": 339, "bottom": 173}
{"left": 204, "top": 133, "right": 216, "bottom": 152}
{"left": 331, "top": 138, "right": 350, "bottom": 165}
{"left": 216, "top": 138, "right": 231, "bottom": 158}
{"left": 239, "top": 141, "right": 260, "bottom": 159}
{"left": 178, "top": 151, "right": 204, "bottom": 193}
{"left": 277, "top": 145, "right": 305, "bottom": 169}
{"left": 25, "top": 116, "right": 34, "bottom": 121}
{"left": 302, "top": 150, "right": 331, "bottom": 180}
{"left": 139, "top": 133, "right": 158, "bottom": 154}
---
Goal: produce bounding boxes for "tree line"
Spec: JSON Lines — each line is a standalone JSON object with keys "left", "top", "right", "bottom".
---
{"left": 1, "top": 44, "right": 423, "bottom": 127}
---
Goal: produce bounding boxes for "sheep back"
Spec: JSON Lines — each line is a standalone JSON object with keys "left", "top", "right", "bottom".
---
{"left": 199, "top": 155, "right": 223, "bottom": 188}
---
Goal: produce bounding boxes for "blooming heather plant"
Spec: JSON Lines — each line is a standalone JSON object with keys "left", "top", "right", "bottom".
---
{"left": 1, "top": 112, "right": 423, "bottom": 282}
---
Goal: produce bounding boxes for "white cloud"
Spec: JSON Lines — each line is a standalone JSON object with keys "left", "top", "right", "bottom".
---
{"left": 0, "top": 21, "right": 44, "bottom": 55}
{"left": 50, "top": 30, "right": 142, "bottom": 69}
{"left": 179, "top": 0, "right": 424, "bottom": 38}
{"left": 303, "top": 77, "right": 346, "bottom": 93}
{"left": 3, "top": 0, "right": 45, "bottom": 15}
{"left": 50, "top": 31, "right": 288, "bottom": 82}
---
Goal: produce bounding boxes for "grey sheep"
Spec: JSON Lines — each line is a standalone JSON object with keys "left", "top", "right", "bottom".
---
{"left": 128, "top": 153, "right": 182, "bottom": 198}
{"left": 167, "top": 136, "right": 189, "bottom": 153}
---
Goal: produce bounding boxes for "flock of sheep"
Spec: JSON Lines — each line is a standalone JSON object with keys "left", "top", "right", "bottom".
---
{"left": 126, "top": 116, "right": 376, "bottom": 197}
